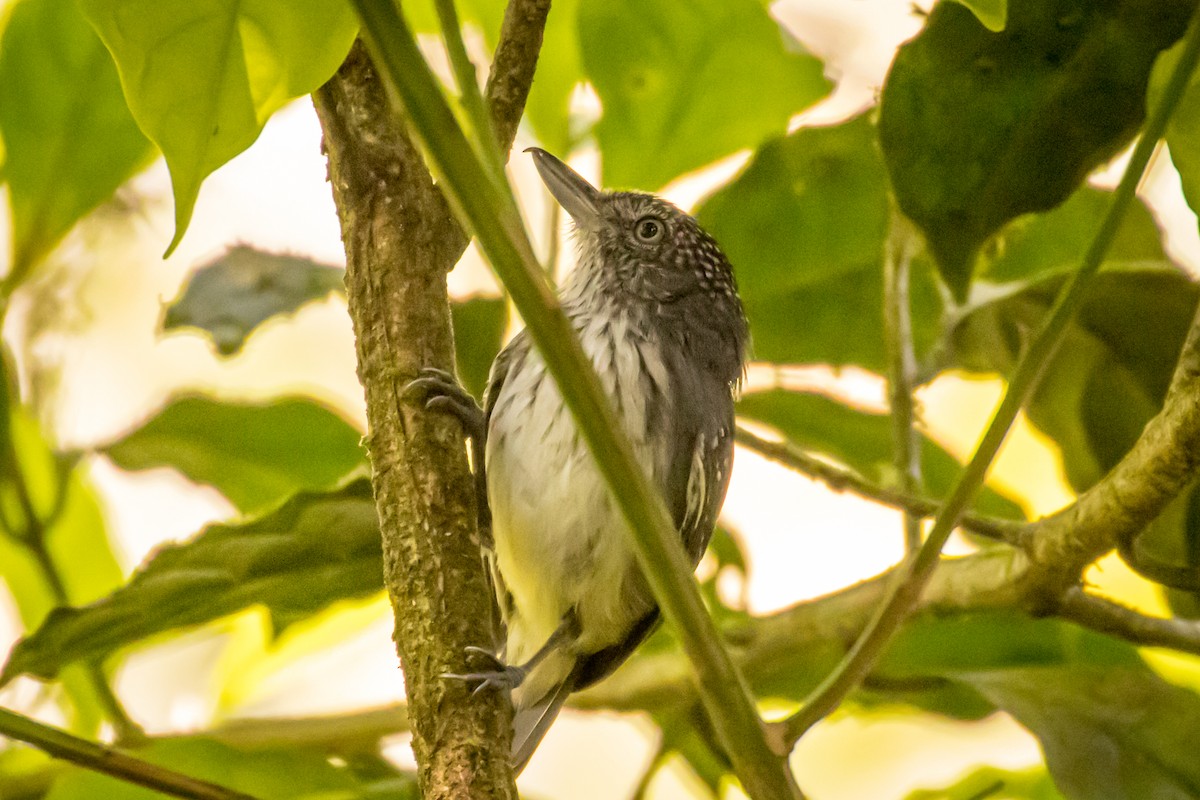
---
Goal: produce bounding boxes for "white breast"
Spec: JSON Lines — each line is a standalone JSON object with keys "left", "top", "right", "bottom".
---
{"left": 485, "top": 313, "right": 670, "bottom": 691}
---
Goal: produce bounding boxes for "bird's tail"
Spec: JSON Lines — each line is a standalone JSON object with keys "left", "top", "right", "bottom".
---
{"left": 511, "top": 671, "right": 575, "bottom": 774}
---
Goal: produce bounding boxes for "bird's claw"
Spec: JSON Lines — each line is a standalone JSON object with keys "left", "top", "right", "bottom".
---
{"left": 404, "top": 368, "right": 486, "bottom": 439}
{"left": 442, "top": 646, "right": 527, "bottom": 694}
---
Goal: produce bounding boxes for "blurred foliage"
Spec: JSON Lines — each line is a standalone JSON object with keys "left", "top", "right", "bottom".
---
{"left": 0, "top": 0, "right": 153, "bottom": 286}
{"left": 164, "top": 246, "right": 347, "bottom": 357}
{"left": 880, "top": 0, "right": 1193, "bottom": 299}
{"left": 102, "top": 396, "right": 366, "bottom": 514}
{"left": 78, "top": 0, "right": 359, "bottom": 255}
{"left": 905, "top": 765, "right": 1064, "bottom": 800}
{"left": 3, "top": 0, "right": 1200, "bottom": 798}
{"left": 1, "top": 479, "right": 380, "bottom": 685}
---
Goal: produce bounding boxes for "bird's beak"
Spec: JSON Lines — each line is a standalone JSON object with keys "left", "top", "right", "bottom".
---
{"left": 527, "top": 147, "right": 603, "bottom": 231}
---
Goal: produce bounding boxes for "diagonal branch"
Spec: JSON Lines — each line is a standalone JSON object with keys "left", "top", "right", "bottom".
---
{"left": 0, "top": 708, "right": 255, "bottom": 800}
{"left": 734, "top": 425, "right": 1024, "bottom": 543}
{"left": 1019, "top": 296, "right": 1200, "bottom": 599}
{"left": 347, "top": 1, "right": 801, "bottom": 796}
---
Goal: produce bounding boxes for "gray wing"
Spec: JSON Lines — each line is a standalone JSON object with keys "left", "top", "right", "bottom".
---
{"left": 477, "top": 331, "right": 530, "bottom": 648}
{"left": 571, "top": 377, "right": 736, "bottom": 693}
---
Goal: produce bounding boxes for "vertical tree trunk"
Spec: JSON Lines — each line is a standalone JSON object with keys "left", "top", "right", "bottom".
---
{"left": 312, "top": 3, "right": 548, "bottom": 795}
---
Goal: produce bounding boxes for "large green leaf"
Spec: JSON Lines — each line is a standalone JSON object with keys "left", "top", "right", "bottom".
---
{"left": 579, "top": 0, "right": 830, "bottom": 189}
{"left": 981, "top": 188, "right": 1170, "bottom": 286}
{"left": 880, "top": 0, "right": 1193, "bottom": 299}
{"left": 737, "top": 390, "right": 1023, "bottom": 520}
{"left": 0, "top": 0, "right": 153, "bottom": 285}
{"left": 970, "top": 666, "right": 1200, "bottom": 800}
{"left": 1, "top": 479, "right": 381, "bottom": 685}
{"left": 952, "top": 267, "right": 1196, "bottom": 487}
{"left": 102, "top": 396, "right": 366, "bottom": 514}
{"left": 696, "top": 116, "right": 945, "bottom": 372}
{"left": 952, "top": 265, "right": 1200, "bottom": 608}
{"left": 164, "top": 246, "right": 346, "bottom": 357}
{"left": 79, "top": 0, "right": 358, "bottom": 254}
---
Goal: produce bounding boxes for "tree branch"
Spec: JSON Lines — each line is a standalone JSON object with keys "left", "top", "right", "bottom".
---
{"left": 1056, "top": 588, "right": 1200, "bottom": 656}
{"left": 0, "top": 708, "right": 255, "bottom": 800}
{"left": 310, "top": 2, "right": 550, "bottom": 796}
{"left": 1019, "top": 296, "right": 1200, "bottom": 599}
{"left": 883, "top": 210, "right": 925, "bottom": 554}
{"left": 772, "top": 10, "right": 1200, "bottom": 748}
{"left": 733, "top": 425, "right": 1023, "bottom": 543}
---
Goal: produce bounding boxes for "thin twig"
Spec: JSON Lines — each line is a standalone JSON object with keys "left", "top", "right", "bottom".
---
{"left": 771, "top": 8, "right": 1200, "bottom": 750}
{"left": 734, "top": 425, "right": 1023, "bottom": 543}
{"left": 1056, "top": 588, "right": 1200, "bottom": 656}
{"left": 5, "top": 440, "right": 144, "bottom": 743}
{"left": 0, "top": 707, "right": 257, "bottom": 800}
{"left": 883, "top": 210, "right": 926, "bottom": 554}
{"left": 434, "top": 0, "right": 505, "bottom": 181}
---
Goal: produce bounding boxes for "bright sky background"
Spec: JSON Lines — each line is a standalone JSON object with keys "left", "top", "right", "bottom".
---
{"left": 4, "top": 0, "right": 1200, "bottom": 797}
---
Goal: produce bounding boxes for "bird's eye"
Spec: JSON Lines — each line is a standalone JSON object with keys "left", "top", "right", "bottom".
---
{"left": 634, "top": 216, "right": 664, "bottom": 243}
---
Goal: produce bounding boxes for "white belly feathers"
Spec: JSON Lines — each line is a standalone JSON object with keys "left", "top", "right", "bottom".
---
{"left": 484, "top": 312, "right": 669, "bottom": 700}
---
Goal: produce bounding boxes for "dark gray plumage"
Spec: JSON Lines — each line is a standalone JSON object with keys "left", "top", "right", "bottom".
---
{"left": 421, "top": 148, "right": 748, "bottom": 772}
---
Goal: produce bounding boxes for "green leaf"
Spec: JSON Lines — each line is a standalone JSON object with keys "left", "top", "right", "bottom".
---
{"left": 43, "top": 738, "right": 377, "bottom": 800}
{"left": 905, "top": 766, "right": 1064, "bottom": 800}
{"left": 78, "top": 0, "right": 359, "bottom": 254}
{"left": 952, "top": 266, "right": 1196, "bottom": 489}
{"left": 945, "top": 0, "right": 1008, "bottom": 33}
{"left": 450, "top": 295, "right": 507, "bottom": 399}
{"left": 873, "top": 611, "right": 1143, "bottom": 724}
{"left": 879, "top": 0, "right": 1193, "bottom": 300}
{"left": 737, "top": 390, "right": 1024, "bottom": 520}
{"left": 0, "top": 413, "right": 123, "bottom": 630}
{"left": 881, "top": 612, "right": 1143, "bottom": 677}
{"left": 102, "top": 396, "right": 365, "bottom": 514}
{"left": 968, "top": 666, "right": 1200, "bottom": 800}
{"left": 163, "top": 246, "right": 346, "bottom": 357}
{"left": 0, "top": 0, "right": 153, "bottom": 285}
{"left": 981, "top": 188, "right": 1170, "bottom": 286}
{"left": 696, "top": 116, "right": 945, "bottom": 372}
{"left": 2, "top": 479, "right": 381, "bottom": 684}
{"left": 1154, "top": 37, "right": 1200, "bottom": 234}
{"left": 579, "top": 0, "right": 830, "bottom": 189}
{"left": 951, "top": 265, "right": 1200, "bottom": 608}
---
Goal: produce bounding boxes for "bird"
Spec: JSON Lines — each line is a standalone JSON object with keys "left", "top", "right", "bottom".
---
{"left": 408, "top": 147, "right": 748, "bottom": 772}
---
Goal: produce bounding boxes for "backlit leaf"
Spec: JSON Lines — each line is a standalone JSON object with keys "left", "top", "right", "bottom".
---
{"left": 580, "top": 0, "right": 829, "bottom": 189}
{"left": 102, "top": 397, "right": 365, "bottom": 514}
{"left": 2, "top": 479, "right": 381, "bottom": 684}
{"left": 0, "top": 0, "right": 152, "bottom": 284}
{"left": 79, "top": 0, "right": 358, "bottom": 253}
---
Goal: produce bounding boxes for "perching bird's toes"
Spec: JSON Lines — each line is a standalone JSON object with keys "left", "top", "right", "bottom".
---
{"left": 404, "top": 368, "right": 486, "bottom": 440}
{"left": 442, "top": 646, "right": 527, "bottom": 694}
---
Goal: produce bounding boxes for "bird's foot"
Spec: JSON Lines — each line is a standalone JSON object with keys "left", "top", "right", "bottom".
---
{"left": 442, "top": 646, "right": 527, "bottom": 695}
{"left": 404, "top": 368, "right": 486, "bottom": 441}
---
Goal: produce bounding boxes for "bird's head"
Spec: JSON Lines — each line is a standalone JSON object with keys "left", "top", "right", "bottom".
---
{"left": 527, "top": 148, "right": 741, "bottom": 309}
